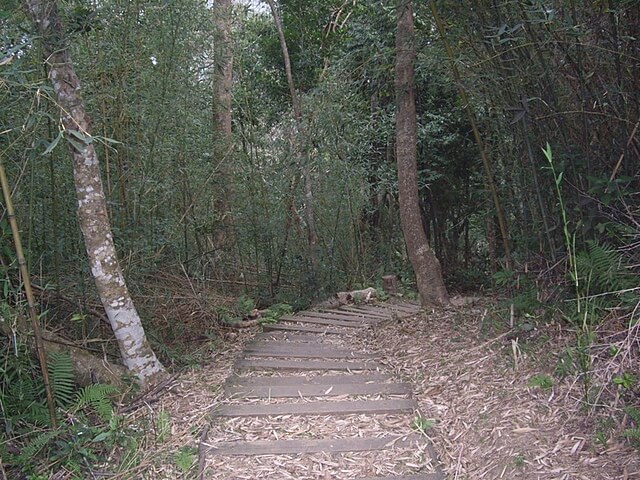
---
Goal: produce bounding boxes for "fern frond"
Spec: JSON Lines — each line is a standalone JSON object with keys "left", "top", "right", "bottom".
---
{"left": 575, "top": 240, "right": 635, "bottom": 296}
{"left": 75, "top": 384, "right": 117, "bottom": 421}
{"left": 47, "top": 351, "right": 76, "bottom": 408}
{"left": 16, "top": 429, "right": 60, "bottom": 463}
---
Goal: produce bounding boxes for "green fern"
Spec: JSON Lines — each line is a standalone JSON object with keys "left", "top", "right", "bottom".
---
{"left": 16, "top": 429, "right": 61, "bottom": 464}
{"left": 74, "top": 384, "right": 117, "bottom": 421}
{"left": 575, "top": 241, "right": 635, "bottom": 296}
{"left": 47, "top": 351, "right": 76, "bottom": 408}
{"left": 624, "top": 407, "right": 640, "bottom": 448}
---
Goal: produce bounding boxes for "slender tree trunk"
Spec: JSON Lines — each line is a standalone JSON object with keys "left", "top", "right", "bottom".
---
{"left": 395, "top": 0, "right": 449, "bottom": 306}
{"left": 266, "top": 0, "right": 319, "bottom": 283}
{"left": 212, "top": 0, "right": 235, "bottom": 250}
{"left": 25, "top": 0, "right": 167, "bottom": 387}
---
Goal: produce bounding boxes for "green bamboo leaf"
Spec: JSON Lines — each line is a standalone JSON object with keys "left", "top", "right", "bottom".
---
{"left": 66, "top": 129, "right": 93, "bottom": 144}
{"left": 41, "top": 131, "right": 63, "bottom": 156}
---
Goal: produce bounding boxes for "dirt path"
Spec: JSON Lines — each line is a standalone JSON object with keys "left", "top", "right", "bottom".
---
{"left": 143, "top": 298, "right": 639, "bottom": 479}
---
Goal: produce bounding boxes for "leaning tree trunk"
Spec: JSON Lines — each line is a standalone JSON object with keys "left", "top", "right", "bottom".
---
{"left": 25, "top": 0, "right": 167, "bottom": 387}
{"left": 395, "top": 0, "right": 449, "bottom": 306}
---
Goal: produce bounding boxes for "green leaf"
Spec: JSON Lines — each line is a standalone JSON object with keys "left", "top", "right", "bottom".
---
{"left": 66, "top": 129, "right": 93, "bottom": 145}
{"left": 42, "top": 130, "right": 63, "bottom": 156}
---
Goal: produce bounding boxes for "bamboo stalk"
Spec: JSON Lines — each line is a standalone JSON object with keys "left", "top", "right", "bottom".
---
{"left": 0, "top": 159, "right": 57, "bottom": 427}
{"left": 430, "top": 3, "right": 513, "bottom": 270}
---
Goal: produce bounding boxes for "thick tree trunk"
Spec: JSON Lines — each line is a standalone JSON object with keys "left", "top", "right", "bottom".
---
{"left": 395, "top": 0, "right": 449, "bottom": 306}
{"left": 212, "top": 0, "right": 235, "bottom": 250}
{"left": 25, "top": 0, "right": 167, "bottom": 387}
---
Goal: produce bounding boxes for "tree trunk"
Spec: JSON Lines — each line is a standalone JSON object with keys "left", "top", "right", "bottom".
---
{"left": 212, "top": 0, "right": 235, "bottom": 250}
{"left": 395, "top": 0, "right": 449, "bottom": 306}
{"left": 25, "top": 0, "right": 167, "bottom": 388}
{"left": 266, "top": 0, "right": 319, "bottom": 284}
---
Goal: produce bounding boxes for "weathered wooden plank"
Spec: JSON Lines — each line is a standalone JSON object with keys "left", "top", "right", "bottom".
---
{"left": 236, "top": 358, "right": 382, "bottom": 371}
{"left": 225, "top": 382, "right": 412, "bottom": 398}
{"left": 244, "top": 347, "right": 375, "bottom": 360}
{"left": 214, "top": 398, "right": 417, "bottom": 417}
{"left": 262, "top": 323, "right": 344, "bottom": 334}
{"left": 299, "top": 311, "right": 379, "bottom": 323}
{"left": 253, "top": 332, "right": 330, "bottom": 343}
{"left": 341, "top": 306, "right": 394, "bottom": 317}
{"left": 246, "top": 342, "right": 375, "bottom": 356}
{"left": 279, "top": 315, "right": 370, "bottom": 328}
{"left": 225, "top": 373, "right": 392, "bottom": 387}
{"left": 208, "top": 433, "right": 422, "bottom": 455}
{"left": 325, "top": 307, "right": 389, "bottom": 319}
{"left": 339, "top": 307, "right": 392, "bottom": 319}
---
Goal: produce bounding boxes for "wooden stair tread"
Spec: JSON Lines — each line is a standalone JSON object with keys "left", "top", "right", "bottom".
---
{"left": 279, "top": 315, "right": 371, "bottom": 328}
{"left": 214, "top": 398, "right": 417, "bottom": 417}
{"left": 298, "top": 311, "right": 380, "bottom": 323}
{"left": 225, "top": 382, "right": 412, "bottom": 398}
{"left": 236, "top": 358, "right": 382, "bottom": 371}
{"left": 339, "top": 306, "right": 393, "bottom": 319}
{"left": 253, "top": 332, "right": 330, "bottom": 342}
{"left": 245, "top": 345, "right": 376, "bottom": 359}
{"left": 225, "top": 373, "right": 392, "bottom": 386}
{"left": 207, "top": 433, "right": 423, "bottom": 455}
{"left": 262, "top": 323, "right": 344, "bottom": 334}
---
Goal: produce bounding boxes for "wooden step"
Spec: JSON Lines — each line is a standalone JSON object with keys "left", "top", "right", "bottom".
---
{"left": 245, "top": 343, "right": 375, "bottom": 359}
{"left": 208, "top": 433, "right": 423, "bottom": 455}
{"left": 340, "top": 306, "right": 393, "bottom": 318}
{"left": 359, "top": 305, "right": 406, "bottom": 315}
{"left": 225, "top": 373, "right": 392, "bottom": 387}
{"left": 299, "top": 311, "right": 380, "bottom": 323}
{"left": 214, "top": 398, "right": 417, "bottom": 417}
{"left": 253, "top": 332, "right": 330, "bottom": 342}
{"left": 226, "top": 382, "right": 412, "bottom": 398}
{"left": 262, "top": 323, "right": 344, "bottom": 334}
{"left": 279, "top": 315, "right": 370, "bottom": 328}
{"left": 236, "top": 358, "right": 381, "bottom": 371}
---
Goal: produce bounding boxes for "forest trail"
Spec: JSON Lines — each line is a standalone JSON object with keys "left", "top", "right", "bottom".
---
{"left": 200, "top": 301, "right": 444, "bottom": 479}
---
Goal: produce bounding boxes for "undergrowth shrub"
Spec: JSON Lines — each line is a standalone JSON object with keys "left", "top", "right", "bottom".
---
{"left": 1, "top": 340, "right": 130, "bottom": 478}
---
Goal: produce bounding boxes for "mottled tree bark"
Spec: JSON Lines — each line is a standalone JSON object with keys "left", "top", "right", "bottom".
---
{"left": 395, "top": 0, "right": 449, "bottom": 306}
{"left": 212, "top": 0, "right": 235, "bottom": 250}
{"left": 25, "top": 0, "right": 167, "bottom": 387}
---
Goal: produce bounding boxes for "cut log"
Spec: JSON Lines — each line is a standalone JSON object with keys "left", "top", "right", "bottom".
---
{"left": 336, "top": 287, "right": 377, "bottom": 304}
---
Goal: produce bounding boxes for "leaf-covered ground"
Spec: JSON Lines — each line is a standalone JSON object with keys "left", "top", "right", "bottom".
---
{"left": 136, "top": 298, "right": 639, "bottom": 479}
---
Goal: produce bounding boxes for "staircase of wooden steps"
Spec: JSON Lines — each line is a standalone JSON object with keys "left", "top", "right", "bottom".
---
{"left": 201, "top": 301, "right": 445, "bottom": 480}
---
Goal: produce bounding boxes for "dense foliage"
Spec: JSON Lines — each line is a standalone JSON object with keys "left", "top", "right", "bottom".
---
{"left": 1, "top": 0, "right": 639, "bottom": 476}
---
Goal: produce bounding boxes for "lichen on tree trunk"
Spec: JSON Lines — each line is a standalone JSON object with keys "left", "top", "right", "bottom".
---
{"left": 394, "top": 0, "right": 449, "bottom": 307}
{"left": 25, "top": 0, "right": 167, "bottom": 387}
